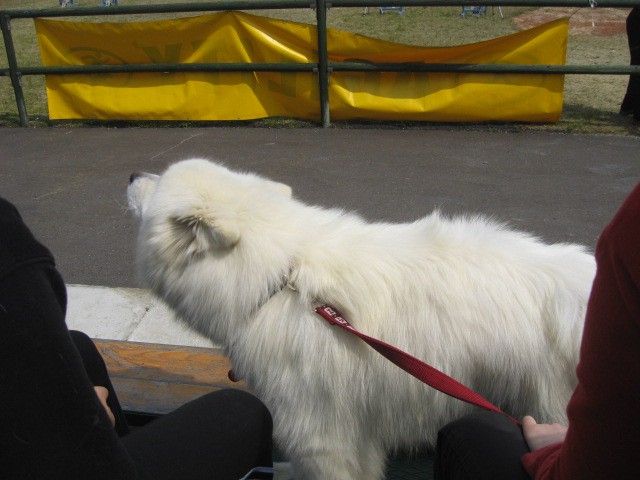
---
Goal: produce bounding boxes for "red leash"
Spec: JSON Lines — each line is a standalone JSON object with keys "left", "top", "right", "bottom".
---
{"left": 315, "top": 304, "right": 521, "bottom": 426}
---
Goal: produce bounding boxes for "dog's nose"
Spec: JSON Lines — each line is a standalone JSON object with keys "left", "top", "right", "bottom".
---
{"left": 130, "top": 171, "right": 160, "bottom": 185}
{"left": 129, "top": 172, "right": 146, "bottom": 184}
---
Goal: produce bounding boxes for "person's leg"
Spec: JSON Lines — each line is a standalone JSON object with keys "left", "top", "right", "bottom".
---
{"left": 69, "top": 330, "right": 131, "bottom": 436}
{"left": 622, "top": 8, "right": 640, "bottom": 117}
{"left": 0, "top": 197, "right": 139, "bottom": 479}
{"left": 123, "top": 389, "right": 273, "bottom": 480}
{"left": 434, "top": 411, "right": 530, "bottom": 480}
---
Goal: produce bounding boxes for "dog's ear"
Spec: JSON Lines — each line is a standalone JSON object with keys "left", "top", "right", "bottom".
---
{"left": 267, "top": 180, "right": 292, "bottom": 198}
{"left": 176, "top": 214, "right": 240, "bottom": 252}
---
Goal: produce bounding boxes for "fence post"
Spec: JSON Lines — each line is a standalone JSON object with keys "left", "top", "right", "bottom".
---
{"left": 315, "top": 0, "right": 330, "bottom": 127}
{"left": 1, "top": 13, "right": 29, "bottom": 127}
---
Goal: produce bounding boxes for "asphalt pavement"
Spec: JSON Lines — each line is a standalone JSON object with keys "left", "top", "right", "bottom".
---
{"left": 1, "top": 126, "right": 638, "bottom": 344}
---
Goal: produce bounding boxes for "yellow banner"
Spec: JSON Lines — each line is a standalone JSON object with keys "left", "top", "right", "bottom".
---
{"left": 35, "top": 12, "right": 568, "bottom": 122}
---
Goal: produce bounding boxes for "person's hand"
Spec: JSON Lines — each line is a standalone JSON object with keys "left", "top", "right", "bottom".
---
{"left": 522, "top": 415, "right": 568, "bottom": 451}
{"left": 94, "top": 386, "right": 116, "bottom": 427}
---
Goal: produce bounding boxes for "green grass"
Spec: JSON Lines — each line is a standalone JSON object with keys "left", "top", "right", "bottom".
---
{"left": 1, "top": 0, "right": 638, "bottom": 135}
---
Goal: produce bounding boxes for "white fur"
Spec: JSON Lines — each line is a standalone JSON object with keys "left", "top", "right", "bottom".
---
{"left": 128, "top": 159, "right": 595, "bottom": 480}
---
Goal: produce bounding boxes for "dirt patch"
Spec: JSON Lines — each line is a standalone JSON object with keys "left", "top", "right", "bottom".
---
{"left": 513, "top": 7, "right": 630, "bottom": 36}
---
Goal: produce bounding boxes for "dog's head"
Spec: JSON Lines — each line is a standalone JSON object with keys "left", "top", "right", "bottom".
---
{"left": 128, "top": 159, "right": 293, "bottom": 252}
{"left": 127, "top": 159, "right": 294, "bottom": 339}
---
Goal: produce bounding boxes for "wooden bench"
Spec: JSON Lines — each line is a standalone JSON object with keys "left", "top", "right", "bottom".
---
{"left": 94, "top": 339, "right": 247, "bottom": 421}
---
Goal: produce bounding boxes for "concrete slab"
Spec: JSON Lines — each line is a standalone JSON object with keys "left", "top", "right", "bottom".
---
{"left": 66, "top": 285, "right": 147, "bottom": 340}
{"left": 127, "top": 298, "right": 214, "bottom": 347}
{"left": 66, "top": 284, "right": 214, "bottom": 347}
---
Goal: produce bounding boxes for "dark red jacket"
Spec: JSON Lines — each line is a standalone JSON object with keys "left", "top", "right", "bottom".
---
{"left": 522, "top": 182, "right": 640, "bottom": 478}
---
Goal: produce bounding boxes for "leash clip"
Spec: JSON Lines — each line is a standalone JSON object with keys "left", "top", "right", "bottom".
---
{"left": 314, "top": 304, "right": 355, "bottom": 330}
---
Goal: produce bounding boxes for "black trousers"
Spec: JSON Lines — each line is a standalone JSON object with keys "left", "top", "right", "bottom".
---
{"left": 0, "top": 196, "right": 273, "bottom": 480}
{"left": 434, "top": 411, "right": 530, "bottom": 480}
{"left": 621, "top": 7, "right": 640, "bottom": 119}
{"left": 70, "top": 331, "right": 274, "bottom": 479}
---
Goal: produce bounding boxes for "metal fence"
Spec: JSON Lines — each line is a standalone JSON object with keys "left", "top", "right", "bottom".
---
{"left": 1, "top": 0, "right": 639, "bottom": 127}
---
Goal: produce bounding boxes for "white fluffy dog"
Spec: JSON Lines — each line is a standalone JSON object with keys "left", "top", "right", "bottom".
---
{"left": 128, "top": 159, "right": 595, "bottom": 480}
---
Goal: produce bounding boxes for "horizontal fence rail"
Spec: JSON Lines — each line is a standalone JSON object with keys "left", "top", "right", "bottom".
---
{"left": 2, "top": 0, "right": 640, "bottom": 126}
